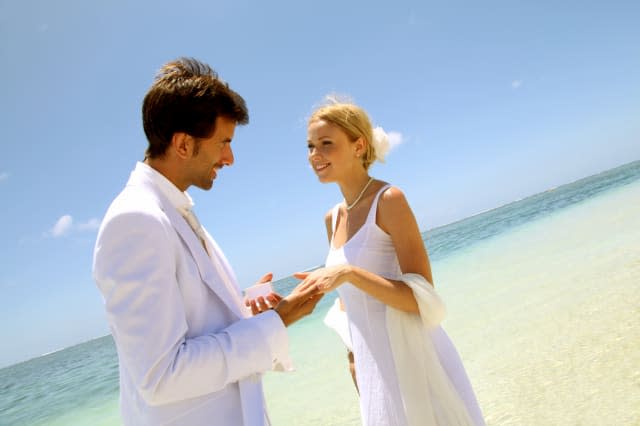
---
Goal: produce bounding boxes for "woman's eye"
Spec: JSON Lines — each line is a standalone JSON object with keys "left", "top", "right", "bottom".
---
{"left": 308, "top": 141, "right": 331, "bottom": 152}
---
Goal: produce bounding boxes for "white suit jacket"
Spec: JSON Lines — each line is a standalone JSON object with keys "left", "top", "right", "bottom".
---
{"left": 93, "top": 163, "right": 289, "bottom": 426}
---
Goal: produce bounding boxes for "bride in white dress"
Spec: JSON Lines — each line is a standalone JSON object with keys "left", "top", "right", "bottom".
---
{"left": 296, "top": 99, "right": 485, "bottom": 426}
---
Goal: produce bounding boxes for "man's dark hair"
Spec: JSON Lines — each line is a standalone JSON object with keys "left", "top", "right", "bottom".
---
{"left": 142, "top": 58, "right": 249, "bottom": 158}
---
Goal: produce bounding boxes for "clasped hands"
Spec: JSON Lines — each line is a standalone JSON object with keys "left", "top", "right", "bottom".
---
{"left": 244, "top": 266, "right": 352, "bottom": 327}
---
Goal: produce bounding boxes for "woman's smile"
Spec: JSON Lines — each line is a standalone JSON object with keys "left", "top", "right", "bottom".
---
{"left": 314, "top": 162, "right": 330, "bottom": 172}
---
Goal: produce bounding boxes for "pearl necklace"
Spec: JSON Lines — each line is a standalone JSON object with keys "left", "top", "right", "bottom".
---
{"left": 345, "top": 177, "right": 374, "bottom": 211}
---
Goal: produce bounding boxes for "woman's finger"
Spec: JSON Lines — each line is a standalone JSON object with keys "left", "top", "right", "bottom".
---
{"left": 295, "top": 278, "right": 319, "bottom": 293}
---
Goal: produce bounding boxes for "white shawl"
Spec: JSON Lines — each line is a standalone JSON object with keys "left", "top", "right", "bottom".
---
{"left": 323, "top": 298, "right": 353, "bottom": 352}
{"left": 386, "top": 273, "right": 474, "bottom": 426}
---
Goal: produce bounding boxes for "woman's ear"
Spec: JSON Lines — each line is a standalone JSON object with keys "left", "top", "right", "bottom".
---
{"left": 354, "top": 137, "right": 366, "bottom": 158}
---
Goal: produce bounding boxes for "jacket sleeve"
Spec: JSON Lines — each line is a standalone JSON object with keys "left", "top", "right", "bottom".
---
{"left": 93, "top": 209, "right": 288, "bottom": 406}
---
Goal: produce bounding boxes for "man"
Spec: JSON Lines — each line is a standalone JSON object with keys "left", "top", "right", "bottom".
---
{"left": 93, "top": 58, "right": 322, "bottom": 426}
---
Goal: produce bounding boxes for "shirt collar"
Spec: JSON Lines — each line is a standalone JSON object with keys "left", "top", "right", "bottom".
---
{"left": 135, "top": 161, "right": 194, "bottom": 211}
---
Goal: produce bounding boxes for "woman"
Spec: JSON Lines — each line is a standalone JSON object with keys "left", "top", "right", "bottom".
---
{"left": 296, "top": 99, "right": 485, "bottom": 426}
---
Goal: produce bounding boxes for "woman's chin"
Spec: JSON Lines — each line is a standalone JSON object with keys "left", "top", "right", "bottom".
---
{"left": 316, "top": 174, "right": 334, "bottom": 184}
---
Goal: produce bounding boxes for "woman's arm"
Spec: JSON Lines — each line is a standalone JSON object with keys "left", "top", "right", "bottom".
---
{"left": 378, "top": 186, "right": 433, "bottom": 285}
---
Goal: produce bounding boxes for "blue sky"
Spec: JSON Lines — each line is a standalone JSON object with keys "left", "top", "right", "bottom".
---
{"left": 1, "top": 0, "right": 638, "bottom": 367}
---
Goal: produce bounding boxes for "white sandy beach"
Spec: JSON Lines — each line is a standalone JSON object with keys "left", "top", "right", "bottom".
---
{"left": 440, "top": 179, "right": 640, "bottom": 425}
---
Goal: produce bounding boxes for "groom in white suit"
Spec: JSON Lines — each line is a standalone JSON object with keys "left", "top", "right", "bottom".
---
{"left": 93, "top": 58, "right": 322, "bottom": 426}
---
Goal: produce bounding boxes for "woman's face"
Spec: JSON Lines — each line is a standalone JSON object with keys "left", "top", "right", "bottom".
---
{"left": 307, "top": 119, "right": 362, "bottom": 183}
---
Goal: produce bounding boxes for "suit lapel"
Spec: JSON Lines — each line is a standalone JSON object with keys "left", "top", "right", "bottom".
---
{"left": 126, "top": 167, "right": 246, "bottom": 319}
{"left": 167, "top": 206, "right": 247, "bottom": 319}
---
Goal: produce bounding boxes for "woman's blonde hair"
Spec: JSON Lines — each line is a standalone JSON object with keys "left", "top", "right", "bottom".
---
{"left": 308, "top": 96, "right": 376, "bottom": 170}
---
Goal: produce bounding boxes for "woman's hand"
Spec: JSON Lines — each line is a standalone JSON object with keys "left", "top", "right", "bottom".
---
{"left": 294, "top": 265, "right": 353, "bottom": 294}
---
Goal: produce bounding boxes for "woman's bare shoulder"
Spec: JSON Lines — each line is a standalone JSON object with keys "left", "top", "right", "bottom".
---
{"left": 378, "top": 184, "right": 410, "bottom": 212}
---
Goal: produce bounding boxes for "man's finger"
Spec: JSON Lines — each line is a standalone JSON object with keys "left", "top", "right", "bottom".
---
{"left": 249, "top": 299, "right": 259, "bottom": 316}
{"left": 266, "top": 293, "right": 282, "bottom": 305}
{"left": 257, "top": 296, "right": 270, "bottom": 312}
{"left": 258, "top": 272, "right": 273, "bottom": 283}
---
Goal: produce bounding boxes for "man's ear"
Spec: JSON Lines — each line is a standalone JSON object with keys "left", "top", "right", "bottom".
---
{"left": 171, "top": 132, "right": 193, "bottom": 159}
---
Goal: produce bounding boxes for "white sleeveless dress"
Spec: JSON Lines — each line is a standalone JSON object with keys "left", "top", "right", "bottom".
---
{"left": 325, "top": 185, "right": 485, "bottom": 426}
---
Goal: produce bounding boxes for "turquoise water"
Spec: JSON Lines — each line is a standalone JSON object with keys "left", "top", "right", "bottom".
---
{"left": 0, "top": 337, "right": 119, "bottom": 426}
{"left": 1, "top": 160, "right": 639, "bottom": 426}
{"left": 424, "top": 160, "right": 640, "bottom": 262}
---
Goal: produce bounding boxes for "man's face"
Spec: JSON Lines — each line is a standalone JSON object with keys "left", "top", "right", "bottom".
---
{"left": 186, "top": 116, "right": 236, "bottom": 190}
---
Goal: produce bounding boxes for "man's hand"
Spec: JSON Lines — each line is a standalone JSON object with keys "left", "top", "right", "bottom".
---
{"left": 245, "top": 272, "right": 282, "bottom": 316}
{"left": 246, "top": 293, "right": 283, "bottom": 316}
{"left": 274, "top": 282, "right": 324, "bottom": 327}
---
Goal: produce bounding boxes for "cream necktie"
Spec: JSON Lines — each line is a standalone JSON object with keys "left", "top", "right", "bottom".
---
{"left": 178, "top": 206, "right": 209, "bottom": 255}
{"left": 178, "top": 205, "right": 247, "bottom": 315}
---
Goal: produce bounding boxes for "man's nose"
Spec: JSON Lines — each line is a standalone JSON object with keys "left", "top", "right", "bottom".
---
{"left": 222, "top": 145, "right": 234, "bottom": 166}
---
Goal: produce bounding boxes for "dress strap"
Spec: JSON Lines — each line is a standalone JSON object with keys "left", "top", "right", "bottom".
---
{"left": 365, "top": 184, "right": 392, "bottom": 225}
{"left": 331, "top": 203, "right": 341, "bottom": 235}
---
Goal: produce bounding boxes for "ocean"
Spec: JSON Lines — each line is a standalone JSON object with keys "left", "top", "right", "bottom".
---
{"left": 1, "top": 160, "right": 639, "bottom": 425}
